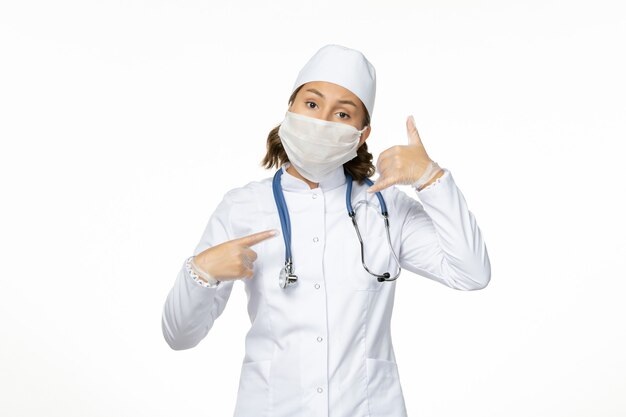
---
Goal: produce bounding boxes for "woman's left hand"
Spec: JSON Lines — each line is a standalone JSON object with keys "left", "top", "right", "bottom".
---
{"left": 367, "top": 115, "right": 439, "bottom": 193}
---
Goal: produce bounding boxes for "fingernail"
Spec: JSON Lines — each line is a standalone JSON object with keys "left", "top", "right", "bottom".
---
{"left": 270, "top": 229, "right": 278, "bottom": 235}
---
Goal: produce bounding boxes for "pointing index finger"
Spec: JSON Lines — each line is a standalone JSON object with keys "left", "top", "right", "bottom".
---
{"left": 236, "top": 229, "right": 279, "bottom": 247}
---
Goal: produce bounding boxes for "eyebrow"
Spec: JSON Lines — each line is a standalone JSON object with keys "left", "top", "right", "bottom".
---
{"left": 305, "top": 88, "right": 357, "bottom": 108}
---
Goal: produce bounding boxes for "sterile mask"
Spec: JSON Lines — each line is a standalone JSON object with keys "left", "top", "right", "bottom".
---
{"left": 278, "top": 110, "right": 368, "bottom": 183}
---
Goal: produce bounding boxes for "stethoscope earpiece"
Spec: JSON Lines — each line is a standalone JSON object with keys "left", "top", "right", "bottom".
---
{"left": 377, "top": 272, "right": 391, "bottom": 282}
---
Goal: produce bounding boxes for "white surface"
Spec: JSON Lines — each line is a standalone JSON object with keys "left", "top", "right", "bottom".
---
{"left": 0, "top": 1, "right": 624, "bottom": 416}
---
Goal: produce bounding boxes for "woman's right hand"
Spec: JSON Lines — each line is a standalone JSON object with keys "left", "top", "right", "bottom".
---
{"left": 192, "top": 229, "right": 278, "bottom": 281}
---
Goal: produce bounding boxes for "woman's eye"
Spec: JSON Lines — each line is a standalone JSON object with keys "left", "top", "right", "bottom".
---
{"left": 304, "top": 102, "right": 349, "bottom": 119}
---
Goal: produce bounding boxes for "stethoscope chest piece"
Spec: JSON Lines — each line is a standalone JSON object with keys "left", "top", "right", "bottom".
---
{"left": 279, "top": 260, "right": 298, "bottom": 289}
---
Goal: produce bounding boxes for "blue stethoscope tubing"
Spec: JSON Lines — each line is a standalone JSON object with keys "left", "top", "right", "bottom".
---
{"left": 272, "top": 168, "right": 294, "bottom": 269}
{"left": 272, "top": 167, "right": 402, "bottom": 288}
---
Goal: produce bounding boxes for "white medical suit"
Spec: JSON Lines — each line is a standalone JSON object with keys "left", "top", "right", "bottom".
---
{"left": 162, "top": 161, "right": 491, "bottom": 417}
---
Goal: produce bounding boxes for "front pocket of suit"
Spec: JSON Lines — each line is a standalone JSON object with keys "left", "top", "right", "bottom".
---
{"left": 233, "top": 359, "right": 272, "bottom": 417}
{"left": 365, "top": 358, "right": 407, "bottom": 417}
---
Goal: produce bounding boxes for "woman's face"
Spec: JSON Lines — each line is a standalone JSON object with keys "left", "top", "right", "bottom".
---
{"left": 288, "top": 81, "right": 371, "bottom": 146}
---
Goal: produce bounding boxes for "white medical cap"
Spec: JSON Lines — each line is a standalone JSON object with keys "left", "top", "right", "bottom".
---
{"left": 290, "top": 44, "right": 377, "bottom": 120}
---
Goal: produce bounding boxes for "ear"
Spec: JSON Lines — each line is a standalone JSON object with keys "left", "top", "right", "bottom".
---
{"left": 358, "top": 125, "right": 371, "bottom": 147}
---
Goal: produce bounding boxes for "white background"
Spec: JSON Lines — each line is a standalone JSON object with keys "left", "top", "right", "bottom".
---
{"left": 1, "top": 1, "right": 625, "bottom": 416}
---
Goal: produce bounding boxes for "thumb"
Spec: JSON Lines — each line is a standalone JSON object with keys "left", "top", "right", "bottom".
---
{"left": 406, "top": 115, "right": 422, "bottom": 146}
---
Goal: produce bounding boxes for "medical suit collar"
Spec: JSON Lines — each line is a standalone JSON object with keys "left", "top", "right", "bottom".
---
{"left": 280, "top": 161, "right": 347, "bottom": 192}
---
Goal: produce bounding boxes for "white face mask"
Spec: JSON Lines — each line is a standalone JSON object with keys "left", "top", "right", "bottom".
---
{"left": 278, "top": 111, "right": 368, "bottom": 183}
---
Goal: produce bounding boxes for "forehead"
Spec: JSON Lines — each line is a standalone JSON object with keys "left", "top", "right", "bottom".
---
{"left": 300, "top": 81, "right": 358, "bottom": 99}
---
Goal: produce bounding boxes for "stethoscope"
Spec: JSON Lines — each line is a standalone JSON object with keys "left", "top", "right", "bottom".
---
{"left": 272, "top": 167, "right": 402, "bottom": 289}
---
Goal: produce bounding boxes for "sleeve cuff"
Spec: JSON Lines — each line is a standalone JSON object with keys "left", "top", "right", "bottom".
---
{"left": 183, "top": 257, "right": 221, "bottom": 289}
{"left": 413, "top": 168, "right": 450, "bottom": 193}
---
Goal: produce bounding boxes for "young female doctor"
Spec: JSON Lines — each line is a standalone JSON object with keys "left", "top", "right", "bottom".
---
{"left": 162, "top": 44, "right": 491, "bottom": 417}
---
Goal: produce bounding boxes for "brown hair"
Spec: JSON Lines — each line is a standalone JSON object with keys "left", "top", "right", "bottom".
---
{"left": 260, "top": 84, "right": 375, "bottom": 185}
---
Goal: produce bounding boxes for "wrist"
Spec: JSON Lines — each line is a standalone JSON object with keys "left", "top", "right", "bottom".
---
{"left": 186, "top": 256, "right": 221, "bottom": 287}
{"left": 413, "top": 160, "right": 443, "bottom": 191}
{"left": 417, "top": 168, "right": 444, "bottom": 191}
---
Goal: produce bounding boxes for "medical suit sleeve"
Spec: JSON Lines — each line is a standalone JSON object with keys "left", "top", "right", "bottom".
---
{"left": 395, "top": 168, "right": 491, "bottom": 290}
{"left": 161, "top": 193, "right": 237, "bottom": 350}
